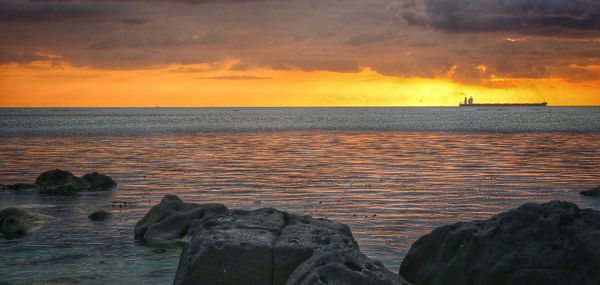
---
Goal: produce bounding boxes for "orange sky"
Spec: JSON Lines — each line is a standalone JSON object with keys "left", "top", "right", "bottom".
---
{"left": 1, "top": 1, "right": 599, "bottom": 107}
{"left": 1, "top": 60, "right": 599, "bottom": 107}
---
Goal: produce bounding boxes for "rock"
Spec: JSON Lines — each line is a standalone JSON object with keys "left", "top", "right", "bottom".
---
{"left": 172, "top": 199, "right": 373, "bottom": 285}
{"left": 580, "top": 185, "right": 600, "bottom": 197}
{"left": 88, "top": 209, "right": 112, "bottom": 221}
{"left": 134, "top": 195, "right": 230, "bottom": 246}
{"left": 35, "top": 169, "right": 86, "bottom": 196}
{"left": 0, "top": 208, "right": 55, "bottom": 238}
{"left": 81, "top": 172, "right": 117, "bottom": 191}
{"left": 0, "top": 183, "right": 39, "bottom": 192}
{"left": 273, "top": 213, "right": 358, "bottom": 284}
{"left": 399, "top": 200, "right": 600, "bottom": 285}
{"left": 0, "top": 208, "right": 33, "bottom": 237}
{"left": 287, "top": 249, "right": 410, "bottom": 285}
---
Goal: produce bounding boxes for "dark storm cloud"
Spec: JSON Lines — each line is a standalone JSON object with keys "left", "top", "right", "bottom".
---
{"left": 0, "top": 1, "right": 123, "bottom": 22}
{"left": 404, "top": 0, "right": 600, "bottom": 36}
{"left": 0, "top": 49, "right": 62, "bottom": 64}
{"left": 0, "top": 0, "right": 598, "bottom": 82}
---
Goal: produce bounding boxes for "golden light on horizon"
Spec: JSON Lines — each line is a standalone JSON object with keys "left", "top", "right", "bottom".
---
{"left": 1, "top": 60, "right": 599, "bottom": 107}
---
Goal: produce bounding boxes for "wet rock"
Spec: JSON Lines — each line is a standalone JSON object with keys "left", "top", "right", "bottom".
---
{"left": 35, "top": 169, "right": 86, "bottom": 196}
{"left": 172, "top": 202, "right": 375, "bottom": 285}
{"left": 287, "top": 250, "right": 410, "bottom": 285}
{"left": 0, "top": 208, "right": 55, "bottom": 238}
{"left": 0, "top": 183, "right": 39, "bottom": 192}
{"left": 134, "top": 195, "right": 230, "bottom": 246}
{"left": 399, "top": 200, "right": 600, "bottom": 285}
{"left": 273, "top": 214, "right": 357, "bottom": 284}
{"left": 82, "top": 172, "right": 117, "bottom": 191}
{"left": 580, "top": 185, "right": 600, "bottom": 197}
{"left": 24, "top": 277, "right": 82, "bottom": 285}
{"left": 88, "top": 209, "right": 112, "bottom": 221}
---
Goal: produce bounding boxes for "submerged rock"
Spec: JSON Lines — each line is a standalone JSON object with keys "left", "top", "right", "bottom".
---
{"left": 82, "top": 172, "right": 117, "bottom": 191}
{"left": 580, "top": 185, "right": 600, "bottom": 197}
{"left": 287, "top": 250, "right": 410, "bottom": 285}
{"left": 88, "top": 209, "right": 112, "bottom": 221}
{"left": 399, "top": 200, "right": 600, "bottom": 285}
{"left": 134, "top": 195, "right": 230, "bottom": 246}
{"left": 0, "top": 208, "right": 55, "bottom": 238}
{"left": 0, "top": 183, "right": 39, "bottom": 192}
{"left": 35, "top": 169, "right": 87, "bottom": 196}
{"left": 161, "top": 194, "right": 401, "bottom": 285}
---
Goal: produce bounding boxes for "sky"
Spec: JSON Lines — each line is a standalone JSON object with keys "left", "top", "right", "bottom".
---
{"left": 0, "top": 0, "right": 599, "bottom": 107}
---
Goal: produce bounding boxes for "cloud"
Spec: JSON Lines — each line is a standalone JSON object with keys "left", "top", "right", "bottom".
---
{"left": 0, "top": 49, "right": 62, "bottom": 65}
{"left": 343, "top": 32, "right": 400, "bottom": 46}
{"left": 0, "top": 0, "right": 598, "bottom": 83}
{"left": 0, "top": 1, "right": 124, "bottom": 22}
{"left": 403, "top": 0, "right": 600, "bottom": 36}
{"left": 195, "top": 75, "right": 271, "bottom": 80}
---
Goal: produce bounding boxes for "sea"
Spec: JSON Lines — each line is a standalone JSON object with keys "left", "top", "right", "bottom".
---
{"left": 1, "top": 107, "right": 599, "bottom": 284}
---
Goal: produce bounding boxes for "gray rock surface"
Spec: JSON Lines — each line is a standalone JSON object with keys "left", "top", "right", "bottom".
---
{"left": 24, "top": 277, "right": 82, "bottom": 285}
{"left": 134, "top": 195, "right": 230, "bottom": 246}
{"left": 399, "top": 200, "right": 600, "bottom": 285}
{"left": 88, "top": 209, "right": 112, "bottom": 221}
{"left": 0, "top": 208, "right": 55, "bottom": 238}
{"left": 35, "top": 169, "right": 87, "bottom": 196}
{"left": 287, "top": 249, "right": 410, "bottom": 285}
{"left": 168, "top": 196, "right": 402, "bottom": 285}
{"left": 580, "top": 185, "right": 600, "bottom": 197}
{"left": 82, "top": 172, "right": 117, "bottom": 191}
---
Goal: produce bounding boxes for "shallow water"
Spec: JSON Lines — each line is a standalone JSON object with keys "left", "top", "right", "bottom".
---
{"left": 1, "top": 108, "right": 600, "bottom": 284}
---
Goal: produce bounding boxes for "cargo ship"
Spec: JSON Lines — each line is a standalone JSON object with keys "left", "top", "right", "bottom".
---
{"left": 459, "top": 96, "right": 547, "bottom": 107}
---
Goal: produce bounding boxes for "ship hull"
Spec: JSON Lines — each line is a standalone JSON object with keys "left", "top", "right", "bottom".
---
{"left": 459, "top": 102, "right": 547, "bottom": 107}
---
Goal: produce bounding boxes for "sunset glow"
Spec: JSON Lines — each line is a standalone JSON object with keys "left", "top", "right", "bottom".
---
{"left": 2, "top": 60, "right": 599, "bottom": 107}
{"left": 1, "top": 0, "right": 599, "bottom": 107}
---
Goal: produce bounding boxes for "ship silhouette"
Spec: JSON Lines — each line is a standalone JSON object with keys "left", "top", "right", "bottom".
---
{"left": 459, "top": 96, "right": 547, "bottom": 107}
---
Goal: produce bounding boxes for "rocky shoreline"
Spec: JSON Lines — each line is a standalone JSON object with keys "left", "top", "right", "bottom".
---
{"left": 2, "top": 171, "right": 600, "bottom": 284}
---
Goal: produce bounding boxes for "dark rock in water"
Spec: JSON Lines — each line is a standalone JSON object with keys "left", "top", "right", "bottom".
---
{"left": 399, "top": 200, "right": 600, "bottom": 285}
{"left": 138, "top": 195, "right": 407, "bottom": 284}
{"left": 170, "top": 196, "right": 397, "bottom": 285}
{"left": 580, "top": 185, "right": 600, "bottom": 197}
{"left": 0, "top": 208, "right": 55, "bottom": 238}
{"left": 88, "top": 209, "right": 112, "bottom": 221}
{"left": 287, "top": 249, "right": 410, "bottom": 285}
{"left": 82, "top": 172, "right": 117, "bottom": 191}
{"left": 0, "top": 183, "right": 39, "bottom": 192}
{"left": 134, "top": 195, "right": 230, "bottom": 246}
{"left": 35, "top": 169, "right": 87, "bottom": 196}
{"left": 24, "top": 277, "right": 82, "bottom": 285}
{"left": 0, "top": 208, "right": 33, "bottom": 237}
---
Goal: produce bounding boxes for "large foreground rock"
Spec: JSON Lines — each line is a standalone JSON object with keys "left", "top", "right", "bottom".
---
{"left": 580, "top": 185, "right": 600, "bottom": 197}
{"left": 134, "top": 195, "right": 230, "bottom": 246}
{"left": 399, "top": 200, "right": 600, "bottom": 285}
{"left": 287, "top": 250, "right": 410, "bottom": 285}
{"left": 159, "top": 195, "right": 404, "bottom": 285}
{"left": 0, "top": 208, "right": 56, "bottom": 238}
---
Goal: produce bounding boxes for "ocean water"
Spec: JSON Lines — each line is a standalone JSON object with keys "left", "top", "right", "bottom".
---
{"left": 1, "top": 107, "right": 600, "bottom": 284}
